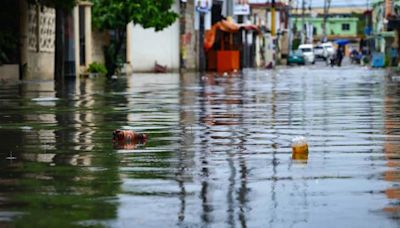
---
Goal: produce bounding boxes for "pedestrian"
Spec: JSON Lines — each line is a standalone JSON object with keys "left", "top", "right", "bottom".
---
{"left": 336, "top": 45, "right": 344, "bottom": 67}
{"left": 390, "top": 46, "right": 398, "bottom": 67}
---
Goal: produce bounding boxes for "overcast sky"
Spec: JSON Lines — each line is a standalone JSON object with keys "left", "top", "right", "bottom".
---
{"left": 295, "top": 0, "right": 370, "bottom": 8}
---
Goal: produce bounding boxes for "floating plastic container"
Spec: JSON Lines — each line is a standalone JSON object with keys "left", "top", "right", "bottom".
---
{"left": 291, "top": 136, "right": 309, "bottom": 161}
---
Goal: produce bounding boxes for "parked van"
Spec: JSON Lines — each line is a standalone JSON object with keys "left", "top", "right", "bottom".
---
{"left": 298, "top": 44, "right": 315, "bottom": 64}
{"left": 322, "top": 42, "right": 335, "bottom": 57}
{"left": 314, "top": 44, "right": 328, "bottom": 60}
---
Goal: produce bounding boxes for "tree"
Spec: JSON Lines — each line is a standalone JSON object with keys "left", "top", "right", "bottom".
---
{"left": 92, "top": 0, "right": 178, "bottom": 76}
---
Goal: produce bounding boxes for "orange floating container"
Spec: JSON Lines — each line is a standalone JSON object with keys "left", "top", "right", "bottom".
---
{"left": 291, "top": 136, "right": 309, "bottom": 161}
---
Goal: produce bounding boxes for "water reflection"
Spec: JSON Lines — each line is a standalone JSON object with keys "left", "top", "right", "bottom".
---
{"left": 1, "top": 66, "right": 400, "bottom": 227}
{"left": 383, "top": 76, "right": 400, "bottom": 219}
{"left": 0, "top": 77, "right": 122, "bottom": 226}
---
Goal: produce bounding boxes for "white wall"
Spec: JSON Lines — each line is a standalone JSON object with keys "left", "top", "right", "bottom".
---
{"left": 129, "top": 2, "right": 180, "bottom": 72}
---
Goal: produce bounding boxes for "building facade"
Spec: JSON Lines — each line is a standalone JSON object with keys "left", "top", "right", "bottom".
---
{"left": 293, "top": 17, "right": 359, "bottom": 40}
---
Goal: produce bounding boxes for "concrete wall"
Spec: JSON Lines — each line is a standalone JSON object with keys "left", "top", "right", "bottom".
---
{"left": 129, "top": 2, "right": 180, "bottom": 72}
{"left": 91, "top": 30, "right": 109, "bottom": 64}
{"left": 0, "top": 65, "right": 19, "bottom": 81}
{"left": 20, "top": 4, "right": 56, "bottom": 80}
{"left": 26, "top": 52, "right": 55, "bottom": 80}
{"left": 182, "top": 1, "right": 197, "bottom": 70}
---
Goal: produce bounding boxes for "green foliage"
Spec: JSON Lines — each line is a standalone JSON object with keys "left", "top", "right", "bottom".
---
{"left": 88, "top": 62, "right": 108, "bottom": 74}
{"left": 292, "top": 38, "right": 301, "bottom": 50}
{"left": 0, "top": 1, "right": 19, "bottom": 65}
{"left": 92, "top": 0, "right": 178, "bottom": 76}
{"left": 92, "top": 0, "right": 178, "bottom": 31}
{"left": 0, "top": 33, "right": 16, "bottom": 65}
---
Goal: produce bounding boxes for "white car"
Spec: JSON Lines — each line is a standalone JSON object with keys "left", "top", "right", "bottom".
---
{"left": 298, "top": 44, "right": 315, "bottom": 64}
{"left": 322, "top": 42, "right": 335, "bottom": 57}
{"left": 314, "top": 44, "right": 328, "bottom": 60}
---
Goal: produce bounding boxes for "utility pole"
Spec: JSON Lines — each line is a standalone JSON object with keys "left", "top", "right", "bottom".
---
{"left": 271, "top": 0, "right": 276, "bottom": 36}
{"left": 385, "top": 0, "right": 392, "bottom": 18}
{"left": 301, "top": 0, "right": 306, "bottom": 44}
{"left": 288, "top": 0, "right": 293, "bottom": 52}
{"left": 322, "top": 0, "right": 331, "bottom": 42}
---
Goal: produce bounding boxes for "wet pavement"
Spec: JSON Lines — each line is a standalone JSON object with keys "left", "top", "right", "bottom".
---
{"left": 0, "top": 64, "right": 400, "bottom": 227}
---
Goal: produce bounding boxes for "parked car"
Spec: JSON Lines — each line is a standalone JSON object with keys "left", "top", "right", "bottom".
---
{"left": 322, "top": 42, "right": 335, "bottom": 57}
{"left": 288, "top": 50, "right": 305, "bottom": 65}
{"left": 314, "top": 44, "right": 328, "bottom": 60}
{"left": 298, "top": 44, "right": 315, "bottom": 64}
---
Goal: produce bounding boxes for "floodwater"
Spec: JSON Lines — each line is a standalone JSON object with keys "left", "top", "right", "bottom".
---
{"left": 0, "top": 64, "right": 400, "bottom": 227}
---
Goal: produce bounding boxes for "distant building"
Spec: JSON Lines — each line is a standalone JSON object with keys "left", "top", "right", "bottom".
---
{"left": 371, "top": 0, "right": 400, "bottom": 55}
{"left": 291, "top": 6, "right": 365, "bottom": 43}
{"left": 293, "top": 17, "right": 359, "bottom": 40}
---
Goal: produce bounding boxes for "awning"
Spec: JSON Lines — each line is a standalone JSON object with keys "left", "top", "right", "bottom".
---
{"left": 204, "top": 19, "right": 260, "bottom": 50}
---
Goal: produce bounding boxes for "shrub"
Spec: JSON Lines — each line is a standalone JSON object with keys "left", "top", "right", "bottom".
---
{"left": 87, "top": 62, "right": 108, "bottom": 75}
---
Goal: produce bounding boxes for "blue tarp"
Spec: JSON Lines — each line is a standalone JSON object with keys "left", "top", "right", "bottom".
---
{"left": 335, "top": 39, "right": 350, "bottom": 45}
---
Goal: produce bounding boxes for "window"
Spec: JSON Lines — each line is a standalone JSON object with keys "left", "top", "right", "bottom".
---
{"left": 342, "top": 23, "right": 350, "bottom": 31}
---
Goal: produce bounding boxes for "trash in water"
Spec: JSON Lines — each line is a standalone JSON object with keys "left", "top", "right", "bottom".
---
{"left": 32, "top": 97, "right": 59, "bottom": 102}
{"left": 19, "top": 126, "right": 32, "bottom": 131}
{"left": 112, "top": 129, "right": 147, "bottom": 149}
{"left": 6, "top": 151, "right": 16, "bottom": 160}
{"left": 291, "top": 136, "right": 309, "bottom": 161}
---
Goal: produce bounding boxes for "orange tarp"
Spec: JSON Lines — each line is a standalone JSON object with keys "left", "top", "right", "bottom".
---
{"left": 204, "top": 20, "right": 240, "bottom": 50}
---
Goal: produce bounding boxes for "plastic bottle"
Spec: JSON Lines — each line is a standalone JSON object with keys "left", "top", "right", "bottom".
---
{"left": 291, "top": 136, "right": 309, "bottom": 161}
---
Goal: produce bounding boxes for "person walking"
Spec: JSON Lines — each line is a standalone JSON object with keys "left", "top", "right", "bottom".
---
{"left": 336, "top": 45, "right": 344, "bottom": 67}
{"left": 390, "top": 46, "right": 398, "bottom": 67}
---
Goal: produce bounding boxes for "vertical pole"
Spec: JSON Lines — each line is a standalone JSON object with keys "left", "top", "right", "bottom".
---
{"left": 271, "top": 0, "right": 276, "bottom": 36}
{"left": 301, "top": 0, "right": 306, "bottom": 44}
{"left": 199, "top": 13, "right": 206, "bottom": 72}
{"left": 84, "top": 4, "right": 92, "bottom": 67}
{"left": 179, "top": 1, "right": 187, "bottom": 70}
{"left": 54, "top": 7, "right": 65, "bottom": 85}
{"left": 126, "top": 22, "right": 133, "bottom": 65}
{"left": 385, "top": 0, "right": 392, "bottom": 18}
{"left": 288, "top": 0, "right": 293, "bottom": 52}
{"left": 322, "top": 0, "right": 326, "bottom": 41}
{"left": 73, "top": 6, "right": 80, "bottom": 77}
{"left": 19, "top": 0, "right": 28, "bottom": 80}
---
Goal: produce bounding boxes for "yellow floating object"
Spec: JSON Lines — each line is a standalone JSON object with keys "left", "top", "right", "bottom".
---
{"left": 291, "top": 136, "right": 309, "bottom": 161}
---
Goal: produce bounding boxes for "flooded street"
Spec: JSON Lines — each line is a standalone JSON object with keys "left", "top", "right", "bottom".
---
{"left": 1, "top": 64, "right": 400, "bottom": 227}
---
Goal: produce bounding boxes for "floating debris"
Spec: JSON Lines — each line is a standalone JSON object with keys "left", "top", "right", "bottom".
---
{"left": 31, "top": 97, "right": 59, "bottom": 102}
{"left": 6, "top": 152, "right": 16, "bottom": 160}
{"left": 19, "top": 126, "right": 32, "bottom": 131}
{"left": 291, "top": 136, "right": 309, "bottom": 161}
{"left": 113, "top": 129, "right": 147, "bottom": 144}
{"left": 113, "top": 129, "right": 148, "bottom": 150}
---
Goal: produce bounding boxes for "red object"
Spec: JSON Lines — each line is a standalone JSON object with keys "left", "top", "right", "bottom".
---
{"left": 207, "top": 50, "right": 217, "bottom": 71}
{"left": 217, "top": 50, "right": 240, "bottom": 73}
{"left": 154, "top": 62, "right": 167, "bottom": 73}
{"left": 113, "top": 129, "right": 147, "bottom": 144}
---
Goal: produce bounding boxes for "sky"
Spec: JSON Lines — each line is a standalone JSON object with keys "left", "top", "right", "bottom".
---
{"left": 298, "top": 0, "right": 370, "bottom": 8}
